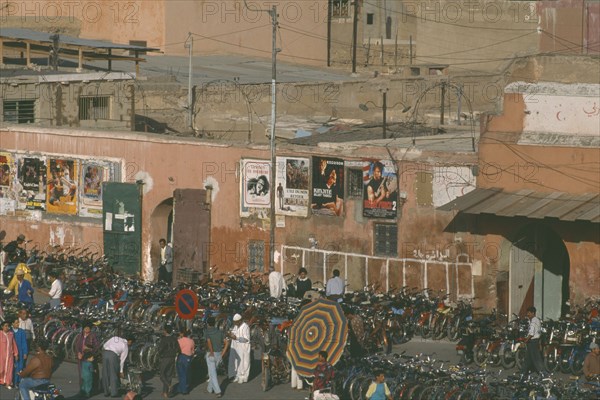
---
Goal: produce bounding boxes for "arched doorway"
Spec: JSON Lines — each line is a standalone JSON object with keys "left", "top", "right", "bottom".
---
{"left": 150, "top": 197, "right": 174, "bottom": 280}
{"left": 508, "top": 223, "right": 570, "bottom": 320}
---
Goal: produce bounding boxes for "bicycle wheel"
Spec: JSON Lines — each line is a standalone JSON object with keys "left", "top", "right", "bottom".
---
{"left": 500, "top": 344, "right": 516, "bottom": 369}
{"left": 474, "top": 343, "right": 489, "bottom": 367}
{"left": 544, "top": 346, "right": 560, "bottom": 372}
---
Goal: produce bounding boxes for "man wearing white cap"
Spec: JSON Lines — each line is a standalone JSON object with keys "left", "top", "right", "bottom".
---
{"left": 227, "top": 313, "right": 251, "bottom": 384}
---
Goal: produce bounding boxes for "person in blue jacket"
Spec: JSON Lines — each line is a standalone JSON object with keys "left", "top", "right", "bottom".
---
{"left": 11, "top": 317, "right": 28, "bottom": 385}
{"left": 15, "top": 270, "right": 34, "bottom": 306}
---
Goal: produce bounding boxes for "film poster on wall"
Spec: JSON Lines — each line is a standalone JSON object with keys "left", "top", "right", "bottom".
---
{"left": 311, "top": 156, "right": 344, "bottom": 217}
{"left": 275, "top": 156, "right": 309, "bottom": 217}
{"left": 79, "top": 162, "right": 112, "bottom": 218}
{"left": 46, "top": 158, "right": 79, "bottom": 215}
{"left": 362, "top": 159, "right": 398, "bottom": 219}
{"left": 18, "top": 156, "right": 47, "bottom": 211}
{"left": 0, "top": 152, "right": 17, "bottom": 215}
{"left": 240, "top": 159, "right": 271, "bottom": 220}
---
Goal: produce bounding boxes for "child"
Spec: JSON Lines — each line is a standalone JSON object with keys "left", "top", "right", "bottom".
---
{"left": 365, "top": 370, "right": 392, "bottom": 400}
{"left": 80, "top": 351, "right": 94, "bottom": 398}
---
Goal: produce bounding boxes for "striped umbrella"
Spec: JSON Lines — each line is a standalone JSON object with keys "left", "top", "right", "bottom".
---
{"left": 287, "top": 298, "right": 348, "bottom": 377}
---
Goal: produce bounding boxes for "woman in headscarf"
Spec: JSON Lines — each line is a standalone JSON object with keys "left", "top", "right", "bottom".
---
{"left": 0, "top": 319, "right": 18, "bottom": 389}
{"left": 4, "top": 263, "right": 33, "bottom": 296}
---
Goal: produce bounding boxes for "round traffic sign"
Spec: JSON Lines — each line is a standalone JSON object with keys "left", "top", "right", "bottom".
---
{"left": 175, "top": 289, "right": 199, "bottom": 320}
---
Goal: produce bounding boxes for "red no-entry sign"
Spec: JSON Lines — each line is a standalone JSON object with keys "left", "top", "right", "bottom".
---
{"left": 175, "top": 289, "right": 199, "bottom": 320}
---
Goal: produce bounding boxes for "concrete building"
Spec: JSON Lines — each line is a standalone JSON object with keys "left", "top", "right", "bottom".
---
{"left": 440, "top": 81, "right": 600, "bottom": 319}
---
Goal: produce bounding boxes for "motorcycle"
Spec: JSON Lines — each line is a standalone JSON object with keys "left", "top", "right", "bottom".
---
{"left": 14, "top": 382, "right": 64, "bottom": 400}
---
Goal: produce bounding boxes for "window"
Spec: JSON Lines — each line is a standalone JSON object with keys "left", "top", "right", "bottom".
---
{"left": 374, "top": 223, "right": 397, "bottom": 257}
{"left": 346, "top": 168, "right": 364, "bottom": 198}
{"left": 332, "top": 0, "right": 350, "bottom": 18}
{"left": 367, "top": 13, "right": 374, "bottom": 25}
{"left": 248, "top": 240, "right": 265, "bottom": 272}
{"left": 129, "top": 40, "right": 147, "bottom": 56}
{"left": 79, "top": 96, "right": 110, "bottom": 120}
{"left": 3, "top": 100, "right": 35, "bottom": 124}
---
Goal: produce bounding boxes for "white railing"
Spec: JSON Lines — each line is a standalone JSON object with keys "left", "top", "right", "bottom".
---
{"left": 280, "top": 245, "right": 474, "bottom": 299}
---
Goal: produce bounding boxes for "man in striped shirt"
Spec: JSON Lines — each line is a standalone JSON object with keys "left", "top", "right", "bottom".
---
{"left": 522, "top": 306, "right": 546, "bottom": 374}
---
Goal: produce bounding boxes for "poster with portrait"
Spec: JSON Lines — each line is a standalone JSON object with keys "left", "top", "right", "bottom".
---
{"left": 17, "top": 156, "right": 47, "bottom": 211}
{"left": 46, "top": 158, "right": 79, "bottom": 215}
{"left": 363, "top": 159, "right": 398, "bottom": 219}
{"left": 0, "top": 152, "right": 17, "bottom": 215}
{"left": 240, "top": 159, "right": 271, "bottom": 219}
{"left": 79, "top": 162, "right": 110, "bottom": 218}
{"left": 275, "top": 156, "right": 309, "bottom": 217}
{"left": 311, "top": 156, "right": 344, "bottom": 217}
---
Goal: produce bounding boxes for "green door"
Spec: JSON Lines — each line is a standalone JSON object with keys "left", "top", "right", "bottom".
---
{"left": 102, "top": 182, "right": 142, "bottom": 276}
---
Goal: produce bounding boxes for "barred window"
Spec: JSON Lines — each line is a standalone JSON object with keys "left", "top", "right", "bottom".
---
{"left": 374, "top": 223, "right": 398, "bottom": 257}
{"left": 248, "top": 240, "right": 265, "bottom": 273}
{"left": 332, "top": 0, "right": 350, "bottom": 17}
{"left": 3, "top": 100, "right": 35, "bottom": 124}
{"left": 346, "top": 168, "right": 363, "bottom": 198}
{"left": 367, "top": 13, "right": 374, "bottom": 25}
{"left": 79, "top": 96, "right": 110, "bottom": 120}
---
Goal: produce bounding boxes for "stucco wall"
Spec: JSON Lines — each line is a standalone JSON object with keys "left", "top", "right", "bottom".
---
{"left": 1, "top": 127, "right": 477, "bottom": 293}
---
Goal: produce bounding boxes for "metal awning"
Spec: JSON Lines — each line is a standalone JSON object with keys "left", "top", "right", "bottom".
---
{"left": 438, "top": 188, "right": 600, "bottom": 223}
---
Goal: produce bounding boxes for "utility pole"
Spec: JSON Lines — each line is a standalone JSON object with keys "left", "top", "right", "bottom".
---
{"left": 382, "top": 90, "right": 387, "bottom": 139}
{"left": 327, "top": 0, "right": 332, "bottom": 66}
{"left": 352, "top": 0, "right": 359, "bottom": 73}
{"left": 440, "top": 82, "right": 446, "bottom": 126}
{"left": 268, "top": 6, "right": 280, "bottom": 272}
{"left": 186, "top": 33, "right": 194, "bottom": 132}
{"left": 50, "top": 33, "right": 59, "bottom": 71}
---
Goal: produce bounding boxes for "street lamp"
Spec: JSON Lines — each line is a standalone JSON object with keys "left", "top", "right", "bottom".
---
{"left": 359, "top": 89, "right": 411, "bottom": 139}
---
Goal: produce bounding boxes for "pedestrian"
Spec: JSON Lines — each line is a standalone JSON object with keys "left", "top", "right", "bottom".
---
{"left": 227, "top": 313, "right": 251, "bottom": 384}
{"left": 583, "top": 342, "right": 600, "bottom": 381}
{"left": 18, "top": 308, "right": 35, "bottom": 351}
{"left": 0, "top": 319, "right": 18, "bottom": 389}
{"left": 312, "top": 350, "right": 334, "bottom": 396}
{"left": 11, "top": 317, "right": 28, "bottom": 386}
{"left": 325, "top": 269, "right": 344, "bottom": 302}
{"left": 205, "top": 317, "right": 227, "bottom": 397}
{"left": 102, "top": 333, "right": 134, "bottom": 398}
{"left": 80, "top": 351, "right": 94, "bottom": 398}
{"left": 76, "top": 321, "right": 100, "bottom": 390}
{"left": 295, "top": 268, "right": 312, "bottom": 300}
{"left": 157, "top": 325, "right": 179, "bottom": 398}
{"left": 289, "top": 358, "right": 303, "bottom": 391}
{"left": 14, "top": 269, "right": 34, "bottom": 306}
{"left": 47, "top": 271, "right": 63, "bottom": 309}
{"left": 268, "top": 269, "right": 286, "bottom": 299}
{"left": 17, "top": 339, "right": 53, "bottom": 400}
{"left": 365, "top": 370, "right": 392, "bottom": 400}
{"left": 176, "top": 329, "right": 195, "bottom": 395}
{"left": 522, "top": 306, "right": 546, "bottom": 374}
{"left": 158, "top": 239, "right": 173, "bottom": 285}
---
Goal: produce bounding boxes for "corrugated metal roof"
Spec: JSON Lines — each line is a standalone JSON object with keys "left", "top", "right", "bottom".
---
{"left": 0, "top": 28, "right": 159, "bottom": 51}
{"left": 438, "top": 188, "right": 600, "bottom": 223}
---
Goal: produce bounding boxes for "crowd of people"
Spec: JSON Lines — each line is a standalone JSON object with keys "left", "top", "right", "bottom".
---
{"left": 1, "top": 232, "right": 599, "bottom": 400}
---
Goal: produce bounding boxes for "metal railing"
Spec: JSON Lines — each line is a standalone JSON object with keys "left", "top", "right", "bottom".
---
{"left": 280, "top": 245, "right": 474, "bottom": 298}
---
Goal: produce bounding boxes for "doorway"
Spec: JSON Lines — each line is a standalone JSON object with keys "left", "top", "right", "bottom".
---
{"left": 508, "top": 224, "right": 570, "bottom": 320}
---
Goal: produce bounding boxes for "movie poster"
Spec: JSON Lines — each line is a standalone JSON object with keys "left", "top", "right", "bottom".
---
{"left": 311, "top": 156, "right": 344, "bottom": 217}
{"left": 363, "top": 159, "right": 398, "bottom": 219}
{"left": 79, "top": 162, "right": 109, "bottom": 218}
{"left": 240, "top": 159, "right": 271, "bottom": 219}
{"left": 17, "top": 156, "right": 47, "bottom": 211}
{"left": 0, "top": 152, "right": 17, "bottom": 215}
{"left": 275, "top": 156, "right": 309, "bottom": 217}
{"left": 46, "top": 158, "right": 78, "bottom": 215}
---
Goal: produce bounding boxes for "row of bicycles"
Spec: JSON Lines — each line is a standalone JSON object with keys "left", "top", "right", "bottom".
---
{"left": 331, "top": 352, "right": 600, "bottom": 400}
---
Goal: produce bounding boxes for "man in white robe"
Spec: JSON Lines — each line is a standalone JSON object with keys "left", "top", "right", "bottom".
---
{"left": 227, "top": 314, "right": 251, "bottom": 383}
